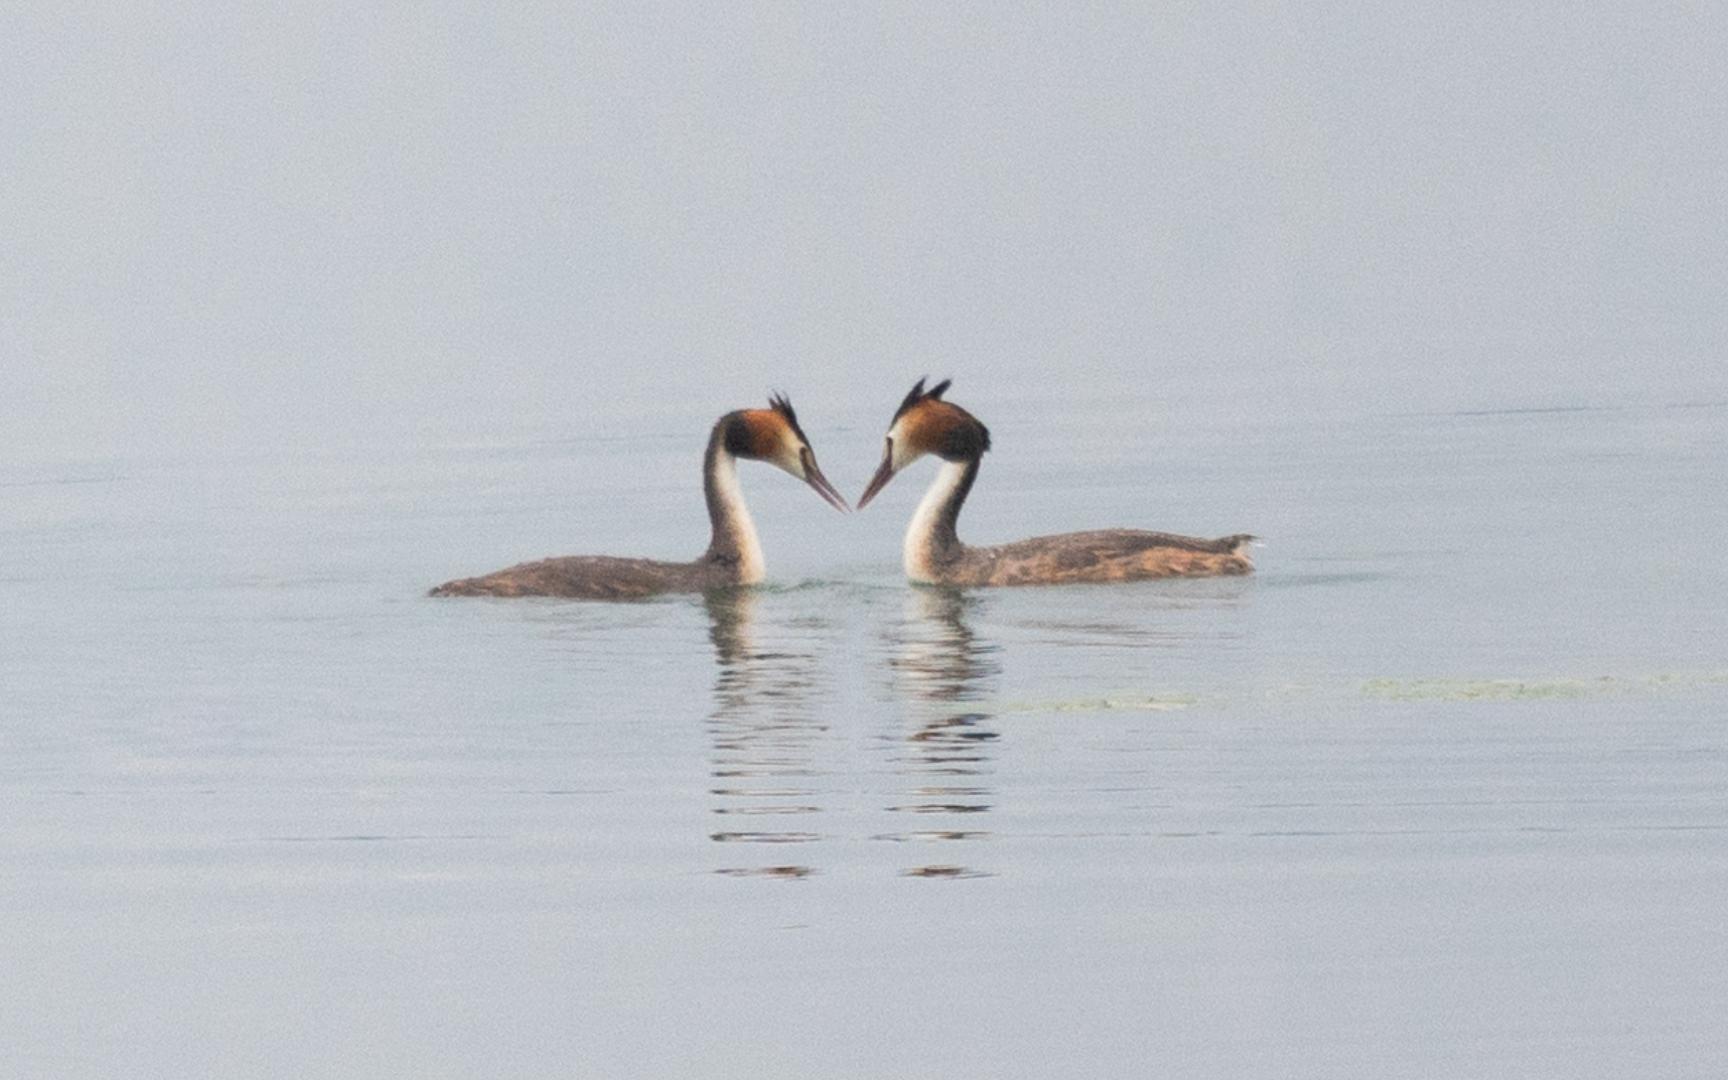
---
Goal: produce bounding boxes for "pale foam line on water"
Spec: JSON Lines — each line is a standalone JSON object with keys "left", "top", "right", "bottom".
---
{"left": 993, "top": 694, "right": 1199, "bottom": 714}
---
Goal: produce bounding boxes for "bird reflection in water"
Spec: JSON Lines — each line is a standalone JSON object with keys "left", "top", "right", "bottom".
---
{"left": 703, "top": 587, "right": 827, "bottom": 879}
{"left": 882, "top": 586, "right": 1002, "bottom": 879}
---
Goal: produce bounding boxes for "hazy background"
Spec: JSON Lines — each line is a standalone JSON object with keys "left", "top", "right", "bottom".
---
{"left": 5, "top": 3, "right": 1725, "bottom": 464}
{"left": 7, "top": 8, "right": 1728, "bottom": 1078}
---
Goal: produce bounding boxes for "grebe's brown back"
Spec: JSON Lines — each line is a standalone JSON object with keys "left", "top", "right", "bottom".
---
{"left": 431, "top": 395, "right": 847, "bottom": 599}
{"left": 856, "top": 379, "right": 1252, "bottom": 587}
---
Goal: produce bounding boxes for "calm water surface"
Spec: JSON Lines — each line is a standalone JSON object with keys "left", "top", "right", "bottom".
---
{"left": 4, "top": 401, "right": 1726, "bottom": 1078}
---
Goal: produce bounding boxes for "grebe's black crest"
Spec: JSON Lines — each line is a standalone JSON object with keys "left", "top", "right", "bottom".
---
{"left": 893, "top": 376, "right": 953, "bottom": 423}
{"left": 769, "top": 391, "right": 809, "bottom": 443}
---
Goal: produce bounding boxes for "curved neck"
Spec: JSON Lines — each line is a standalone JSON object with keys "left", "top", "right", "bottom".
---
{"left": 702, "top": 428, "right": 766, "bottom": 584}
{"left": 903, "top": 457, "right": 980, "bottom": 580}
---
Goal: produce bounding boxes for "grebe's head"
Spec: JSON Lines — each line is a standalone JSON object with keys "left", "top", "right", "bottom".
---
{"left": 857, "top": 377, "right": 990, "bottom": 509}
{"left": 721, "top": 394, "right": 849, "bottom": 511}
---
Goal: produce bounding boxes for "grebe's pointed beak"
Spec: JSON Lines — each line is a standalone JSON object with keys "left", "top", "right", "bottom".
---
{"left": 857, "top": 438, "right": 897, "bottom": 509}
{"left": 801, "top": 449, "right": 850, "bottom": 512}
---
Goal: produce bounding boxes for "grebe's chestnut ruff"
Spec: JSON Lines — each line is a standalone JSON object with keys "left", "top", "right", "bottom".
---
{"left": 857, "top": 379, "right": 1253, "bottom": 586}
{"left": 431, "top": 396, "right": 847, "bottom": 599}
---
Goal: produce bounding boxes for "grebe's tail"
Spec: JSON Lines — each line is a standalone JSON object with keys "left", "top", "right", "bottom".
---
{"left": 1218, "top": 533, "right": 1256, "bottom": 555}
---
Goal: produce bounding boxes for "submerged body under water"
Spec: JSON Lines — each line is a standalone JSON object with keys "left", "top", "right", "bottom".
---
{"left": 4, "top": 401, "right": 1726, "bottom": 1077}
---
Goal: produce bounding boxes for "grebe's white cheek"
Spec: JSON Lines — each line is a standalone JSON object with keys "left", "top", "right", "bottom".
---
{"left": 888, "top": 436, "right": 919, "bottom": 473}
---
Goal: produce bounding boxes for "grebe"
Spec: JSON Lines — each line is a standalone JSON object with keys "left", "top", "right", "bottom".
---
{"left": 856, "top": 379, "right": 1253, "bottom": 586}
{"left": 431, "top": 395, "right": 847, "bottom": 599}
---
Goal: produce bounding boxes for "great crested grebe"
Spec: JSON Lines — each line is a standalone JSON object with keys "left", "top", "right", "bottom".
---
{"left": 856, "top": 379, "right": 1254, "bottom": 586}
{"left": 430, "top": 395, "right": 847, "bottom": 599}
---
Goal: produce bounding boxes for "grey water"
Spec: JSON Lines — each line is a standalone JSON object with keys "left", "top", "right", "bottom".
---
{"left": 8, "top": 4, "right": 1728, "bottom": 1077}
{"left": 5, "top": 397, "right": 1726, "bottom": 1078}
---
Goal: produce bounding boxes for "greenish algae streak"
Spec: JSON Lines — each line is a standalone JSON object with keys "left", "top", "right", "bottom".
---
{"left": 1362, "top": 672, "right": 1728, "bottom": 702}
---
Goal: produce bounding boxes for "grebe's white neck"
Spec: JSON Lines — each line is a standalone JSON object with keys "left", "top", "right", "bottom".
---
{"left": 903, "top": 459, "right": 973, "bottom": 584}
{"left": 704, "top": 447, "right": 766, "bottom": 584}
